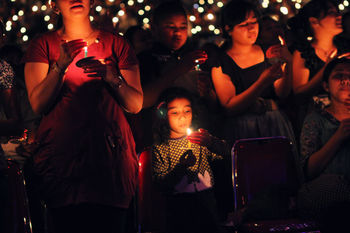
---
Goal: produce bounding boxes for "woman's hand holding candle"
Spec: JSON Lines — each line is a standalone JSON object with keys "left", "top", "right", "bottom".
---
{"left": 58, "top": 39, "right": 87, "bottom": 70}
{"left": 266, "top": 35, "right": 292, "bottom": 65}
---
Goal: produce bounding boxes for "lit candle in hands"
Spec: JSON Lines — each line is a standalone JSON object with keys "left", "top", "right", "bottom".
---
{"left": 278, "top": 35, "right": 285, "bottom": 46}
{"left": 84, "top": 46, "right": 88, "bottom": 58}
{"left": 187, "top": 128, "right": 192, "bottom": 148}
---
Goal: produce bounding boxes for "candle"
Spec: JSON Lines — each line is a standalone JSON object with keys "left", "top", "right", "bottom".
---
{"left": 194, "top": 59, "right": 201, "bottom": 71}
{"left": 84, "top": 46, "right": 88, "bottom": 58}
{"left": 187, "top": 128, "right": 192, "bottom": 148}
{"left": 278, "top": 35, "right": 285, "bottom": 46}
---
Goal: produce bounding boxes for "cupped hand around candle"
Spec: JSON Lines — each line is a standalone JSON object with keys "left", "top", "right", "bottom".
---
{"left": 80, "top": 57, "right": 119, "bottom": 81}
{"left": 58, "top": 39, "right": 87, "bottom": 69}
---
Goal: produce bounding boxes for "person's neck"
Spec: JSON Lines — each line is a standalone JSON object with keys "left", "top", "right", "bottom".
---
{"left": 60, "top": 18, "right": 95, "bottom": 41}
{"left": 229, "top": 43, "right": 254, "bottom": 56}
{"left": 313, "top": 32, "right": 336, "bottom": 51}
{"left": 327, "top": 101, "right": 350, "bottom": 120}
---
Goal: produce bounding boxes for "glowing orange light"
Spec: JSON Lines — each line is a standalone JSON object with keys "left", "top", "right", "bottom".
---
{"left": 278, "top": 35, "right": 285, "bottom": 46}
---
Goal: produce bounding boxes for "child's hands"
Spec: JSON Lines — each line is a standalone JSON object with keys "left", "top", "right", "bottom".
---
{"left": 189, "top": 128, "right": 231, "bottom": 156}
{"left": 187, "top": 128, "right": 214, "bottom": 148}
{"left": 179, "top": 149, "right": 196, "bottom": 167}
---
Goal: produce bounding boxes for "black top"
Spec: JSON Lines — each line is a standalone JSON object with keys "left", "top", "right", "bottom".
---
{"left": 220, "top": 52, "right": 275, "bottom": 98}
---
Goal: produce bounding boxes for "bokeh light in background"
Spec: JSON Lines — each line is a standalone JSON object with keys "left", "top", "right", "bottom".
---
{"left": 0, "top": 0, "right": 348, "bottom": 48}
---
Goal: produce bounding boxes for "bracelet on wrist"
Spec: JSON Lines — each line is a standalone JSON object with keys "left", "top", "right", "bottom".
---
{"left": 51, "top": 62, "right": 66, "bottom": 75}
{"left": 109, "top": 75, "right": 125, "bottom": 89}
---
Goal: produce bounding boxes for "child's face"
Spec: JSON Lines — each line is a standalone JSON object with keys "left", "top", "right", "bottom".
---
{"left": 231, "top": 11, "right": 259, "bottom": 46}
{"left": 155, "top": 14, "right": 188, "bottom": 51}
{"left": 167, "top": 98, "right": 192, "bottom": 138}
{"left": 324, "top": 63, "right": 350, "bottom": 106}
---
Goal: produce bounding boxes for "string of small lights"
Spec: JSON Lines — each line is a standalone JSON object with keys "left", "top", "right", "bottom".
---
{"left": 1, "top": 0, "right": 348, "bottom": 47}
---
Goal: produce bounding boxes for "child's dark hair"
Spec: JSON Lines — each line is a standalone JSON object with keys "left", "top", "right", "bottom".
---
{"left": 151, "top": 0, "right": 187, "bottom": 26}
{"left": 153, "top": 87, "right": 198, "bottom": 145}
{"left": 220, "top": 0, "right": 260, "bottom": 50}
{"left": 323, "top": 58, "right": 350, "bottom": 83}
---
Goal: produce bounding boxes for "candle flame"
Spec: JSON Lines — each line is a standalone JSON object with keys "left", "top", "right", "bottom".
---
{"left": 278, "top": 35, "right": 285, "bottom": 46}
{"left": 186, "top": 128, "right": 192, "bottom": 135}
{"left": 84, "top": 46, "right": 88, "bottom": 58}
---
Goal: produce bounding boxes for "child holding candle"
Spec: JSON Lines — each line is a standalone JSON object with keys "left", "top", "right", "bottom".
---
{"left": 152, "top": 87, "right": 230, "bottom": 233}
{"left": 130, "top": 1, "right": 212, "bottom": 154}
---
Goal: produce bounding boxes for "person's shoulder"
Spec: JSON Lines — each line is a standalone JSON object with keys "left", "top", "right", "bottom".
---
{"left": 0, "top": 59, "right": 13, "bottom": 71}
{"left": 253, "top": 44, "right": 263, "bottom": 52}
{"left": 303, "top": 109, "right": 326, "bottom": 125}
{"left": 99, "top": 30, "right": 127, "bottom": 42}
{"left": 152, "top": 142, "right": 169, "bottom": 151}
{"left": 31, "top": 30, "right": 58, "bottom": 43}
{"left": 137, "top": 47, "right": 154, "bottom": 58}
{"left": 26, "top": 31, "right": 58, "bottom": 53}
{"left": 0, "top": 59, "right": 8, "bottom": 66}
{"left": 137, "top": 44, "right": 160, "bottom": 62}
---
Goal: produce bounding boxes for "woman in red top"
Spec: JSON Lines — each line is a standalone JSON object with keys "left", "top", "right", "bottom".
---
{"left": 23, "top": 0, "right": 143, "bottom": 232}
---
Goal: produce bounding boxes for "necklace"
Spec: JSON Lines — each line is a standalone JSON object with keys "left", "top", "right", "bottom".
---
{"left": 60, "top": 28, "right": 97, "bottom": 43}
{"left": 314, "top": 45, "right": 336, "bottom": 58}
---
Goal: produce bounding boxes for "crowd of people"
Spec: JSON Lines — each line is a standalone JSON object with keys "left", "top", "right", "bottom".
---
{"left": 0, "top": 0, "right": 350, "bottom": 232}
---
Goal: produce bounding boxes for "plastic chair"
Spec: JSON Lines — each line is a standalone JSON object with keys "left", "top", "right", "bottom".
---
{"left": 232, "top": 137, "right": 319, "bottom": 233}
{"left": 138, "top": 148, "right": 166, "bottom": 233}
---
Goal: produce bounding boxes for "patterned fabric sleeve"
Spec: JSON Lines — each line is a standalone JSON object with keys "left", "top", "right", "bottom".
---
{"left": 0, "top": 60, "right": 15, "bottom": 90}
{"left": 152, "top": 146, "right": 170, "bottom": 182}
{"left": 300, "top": 113, "right": 323, "bottom": 176}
